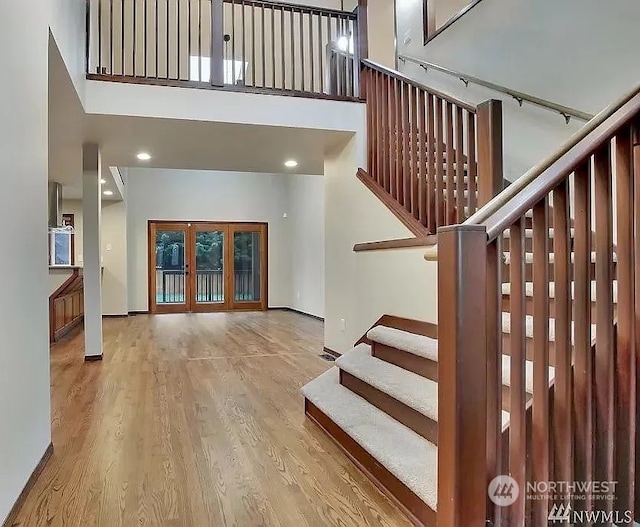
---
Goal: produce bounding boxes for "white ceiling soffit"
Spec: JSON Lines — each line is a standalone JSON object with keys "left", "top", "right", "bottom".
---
{"left": 49, "top": 33, "right": 354, "bottom": 198}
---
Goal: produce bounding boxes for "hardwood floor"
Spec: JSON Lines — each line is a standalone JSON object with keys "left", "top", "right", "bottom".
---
{"left": 10, "top": 311, "right": 414, "bottom": 527}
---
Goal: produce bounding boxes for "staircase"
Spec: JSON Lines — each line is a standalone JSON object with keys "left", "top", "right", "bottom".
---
{"left": 305, "top": 58, "right": 640, "bottom": 525}
{"left": 304, "top": 317, "right": 440, "bottom": 524}
{"left": 304, "top": 231, "right": 616, "bottom": 525}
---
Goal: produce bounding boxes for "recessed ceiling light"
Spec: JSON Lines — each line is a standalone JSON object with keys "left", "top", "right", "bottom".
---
{"left": 103, "top": 190, "right": 114, "bottom": 196}
{"left": 137, "top": 152, "right": 152, "bottom": 161}
{"left": 284, "top": 159, "right": 298, "bottom": 168}
{"left": 100, "top": 178, "right": 106, "bottom": 184}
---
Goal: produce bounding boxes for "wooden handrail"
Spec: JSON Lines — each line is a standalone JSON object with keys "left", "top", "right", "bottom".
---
{"left": 436, "top": 81, "right": 640, "bottom": 525}
{"left": 465, "top": 82, "right": 640, "bottom": 229}
{"left": 223, "top": 0, "right": 356, "bottom": 18}
{"left": 353, "top": 235, "right": 437, "bottom": 252}
{"left": 362, "top": 59, "right": 476, "bottom": 112}
{"left": 399, "top": 54, "right": 593, "bottom": 123}
{"left": 424, "top": 82, "right": 640, "bottom": 262}
{"left": 49, "top": 268, "right": 81, "bottom": 300}
{"left": 482, "top": 92, "right": 640, "bottom": 241}
{"left": 359, "top": 63, "right": 499, "bottom": 239}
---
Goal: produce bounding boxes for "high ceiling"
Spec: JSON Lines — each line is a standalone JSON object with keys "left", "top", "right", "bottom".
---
{"left": 48, "top": 39, "right": 352, "bottom": 201}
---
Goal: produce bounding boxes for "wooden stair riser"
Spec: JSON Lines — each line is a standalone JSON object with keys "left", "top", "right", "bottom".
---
{"left": 371, "top": 342, "right": 438, "bottom": 383}
{"left": 304, "top": 399, "right": 436, "bottom": 527}
{"left": 501, "top": 384, "right": 533, "bottom": 413}
{"left": 373, "top": 341, "right": 522, "bottom": 414}
{"left": 501, "top": 333, "right": 558, "bottom": 366}
{"left": 339, "top": 370, "right": 438, "bottom": 445}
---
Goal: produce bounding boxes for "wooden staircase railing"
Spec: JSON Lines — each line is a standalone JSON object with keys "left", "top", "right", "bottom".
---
{"left": 87, "top": 0, "right": 366, "bottom": 101}
{"left": 359, "top": 60, "right": 503, "bottom": 235}
{"left": 437, "top": 83, "right": 640, "bottom": 526}
{"left": 49, "top": 269, "right": 85, "bottom": 343}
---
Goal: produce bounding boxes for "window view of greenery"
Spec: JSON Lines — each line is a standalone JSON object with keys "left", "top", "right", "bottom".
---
{"left": 155, "top": 230, "right": 186, "bottom": 304}
{"left": 234, "top": 231, "right": 261, "bottom": 302}
{"left": 195, "top": 231, "right": 225, "bottom": 304}
{"left": 154, "top": 228, "right": 262, "bottom": 305}
{"left": 195, "top": 231, "right": 224, "bottom": 270}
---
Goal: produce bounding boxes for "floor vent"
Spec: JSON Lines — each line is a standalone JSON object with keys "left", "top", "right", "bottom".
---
{"left": 319, "top": 353, "right": 336, "bottom": 362}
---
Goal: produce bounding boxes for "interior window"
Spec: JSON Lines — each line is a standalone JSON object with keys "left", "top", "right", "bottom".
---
{"left": 189, "top": 56, "right": 247, "bottom": 85}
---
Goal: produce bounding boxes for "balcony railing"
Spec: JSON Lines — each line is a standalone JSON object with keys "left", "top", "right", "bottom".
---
{"left": 156, "top": 269, "right": 259, "bottom": 303}
{"left": 86, "top": 0, "right": 366, "bottom": 100}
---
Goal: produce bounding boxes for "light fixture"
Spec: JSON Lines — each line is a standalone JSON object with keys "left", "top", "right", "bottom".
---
{"left": 137, "top": 152, "right": 152, "bottom": 161}
{"left": 284, "top": 159, "right": 298, "bottom": 168}
{"left": 103, "top": 190, "right": 114, "bottom": 196}
{"left": 336, "top": 34, "right": 354, "bottom": 53}
{"left": 100, "top": 178, "right": 106, "bottom": 184}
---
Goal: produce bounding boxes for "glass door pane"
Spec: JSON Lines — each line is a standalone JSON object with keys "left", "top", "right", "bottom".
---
{"left": 194, "top": 228, "right": 226, "bottom": 305}
{"left": 154, "top": 227, "right": 188, "bottom": 309}
{"left": 231, "top": 226, "right": 265, "bottom": 309}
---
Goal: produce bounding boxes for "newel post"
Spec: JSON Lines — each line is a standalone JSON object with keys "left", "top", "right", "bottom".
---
{"left": 356, "top": 0, "right": 368, "bottom": 61}
{"left": 355, "top": 0, "right": 368, "bottom": 99}
{"left": 477, "top": 99, "right": 503, "bottom": 206}
{"left": 437, "top": 224, "right": 488, "bottom": 527}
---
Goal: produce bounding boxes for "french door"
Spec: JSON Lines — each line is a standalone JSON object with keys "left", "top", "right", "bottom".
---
{"left": 149, "top": 221, "right": 267, "bottom": 313}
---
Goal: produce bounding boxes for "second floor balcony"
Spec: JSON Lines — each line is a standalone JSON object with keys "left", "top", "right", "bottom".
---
{"left": 86, "top": 0, "right": 366, "bottom": 100}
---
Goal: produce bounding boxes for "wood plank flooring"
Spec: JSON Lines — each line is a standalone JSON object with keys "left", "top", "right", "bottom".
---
{"left": 9, "top": 311, "right": 414, "bottom": 527}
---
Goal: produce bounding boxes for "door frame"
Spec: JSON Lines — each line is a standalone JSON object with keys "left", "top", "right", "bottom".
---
{"left": 228, "top": 223, "right": 268, "bottom": 312}
{"left": 148, "top": 221, "right": 191, "bottom": 314}
{"left": 189, "top": 222, "right": 231, "bottom": 313}
{"left": 148, "top": 220, "right": 268, "bottom": 313}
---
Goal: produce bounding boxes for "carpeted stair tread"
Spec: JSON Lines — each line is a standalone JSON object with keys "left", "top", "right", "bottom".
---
{"left": 503, "top": 251, "right": 617, "bottom": 264}
{"left": 501, "top": 280, "right": 618, "bottom": 303}
{"left": 503, "top": 228, "right": 575, "bottom": 239}
{"left": 337, "top": 344, "right": 511, "bottom": 427}
{"left": 337, "top": 344, "right": 439, "bottom": 421}
{"left": 501, "top": 355, "right": 556, "bottom": 394}
{"left": 367, "top": 326, "right": 438, "bottom": 362}
{"left": 302, "top": 367, "right": 438, "bottom": 510}
{"left": 502, "top": 312, "right": 597, "bottom": 344}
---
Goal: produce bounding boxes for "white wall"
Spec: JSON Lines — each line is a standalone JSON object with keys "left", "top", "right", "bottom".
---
{"left": 50, "top": 0, "right": 87, "bottom": 102}
{"left": 324, "top": 134, "right": 438, "bottom": 354}
{"left": 67, "top": 171, "right": 325, "bottom": 316}
{"left": 62, "top": 199, "right": 129, "bottom": 315}
{"left": 287, "top": 175, "right": 325, "bottom": 318}
{"left": 101, "top": 201, "right": 128, "bottom": 315}
{"left": 368, "top": 0, "right": 397, "bottom": 68}
{"left": 85, "top": 79, "right": 365, "bottom": 133}
{"left": 394, "top": 0, "right": 640, "bottom": 183}
{"left": 399, "top": 61, "right": 584, "bottom": 182}
{"left": 397, "top": 0, "right": 640, "bottom": 116}
{"left": 49, "top": 268, "right": 76, "bottom": 295}
{"left": 0, "top": 2, "right": 51, "bottom": 524}
{"left": 127, "top": 168, "right": 296, "bottom": 312}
